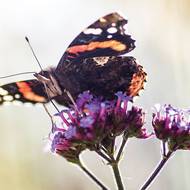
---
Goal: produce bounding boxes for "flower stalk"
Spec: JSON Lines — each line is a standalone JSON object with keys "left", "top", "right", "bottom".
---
{"left": 78, "top": 161, "right": 109, "bottom": 190}
{"left": 95, "top": 149, "right": 112, "bottom": 163}
{"left": 140, "top": 149, "right": 174, "bottom": 190}
{"left": 111, "top": 161, "right": 124, "bottom": 190}
{"left": 116, "top": 135, "right": 129, "bottom": 162}
{"left": 162, "top": 141, "right": 166, "bottom": 157}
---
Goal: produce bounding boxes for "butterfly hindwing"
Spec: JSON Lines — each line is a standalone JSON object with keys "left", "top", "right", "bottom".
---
{"left": 0, "top": 80, "right": 48, "bottom": 105}
{"left": 54, "top": 56, "right": 146, "bottom": 105}
{"left": 56, "top": 12, "right": 135, "bottom": 72}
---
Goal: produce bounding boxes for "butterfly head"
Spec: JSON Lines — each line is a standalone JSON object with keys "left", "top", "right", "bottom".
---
{"left": 34, "top": 68, "right": 62, "bottom": 99}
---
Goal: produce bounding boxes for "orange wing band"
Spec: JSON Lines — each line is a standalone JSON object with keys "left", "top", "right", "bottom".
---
{"left": 16, "top": 82, "right": 46, "bottom": 103}
{"left": 67, "top": 40, "right": 126, "bottom": 55}
{"left": 128, "top": 69, "right": 147, "bottom": 97}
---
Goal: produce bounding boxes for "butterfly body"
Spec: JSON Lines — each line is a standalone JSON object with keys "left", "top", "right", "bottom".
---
{"left": 0, "top": 12, "right": 146, "bottom": 107}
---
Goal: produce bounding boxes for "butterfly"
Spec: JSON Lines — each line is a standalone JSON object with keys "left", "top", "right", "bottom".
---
{"left": 0, "top": 12, "right": 146, "bottom": 107}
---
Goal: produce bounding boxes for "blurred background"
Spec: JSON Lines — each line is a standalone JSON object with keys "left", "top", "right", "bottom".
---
{"left": 0, "top": 0, "right": 190, "bottom": 189}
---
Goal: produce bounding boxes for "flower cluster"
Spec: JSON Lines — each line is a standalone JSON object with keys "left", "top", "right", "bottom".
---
{"left": 48, "top": 91, "right": 149, "bottom": 161}
{"left": 152, "top": 104, "right": 190, "bottom": 151}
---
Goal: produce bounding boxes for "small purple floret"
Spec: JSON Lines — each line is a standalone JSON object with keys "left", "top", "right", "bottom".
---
{"left": 152, "top": 104, "right": 190, "bottom": 150}
{"left": 48, "top": 91, "right": 149, "bottom": 160}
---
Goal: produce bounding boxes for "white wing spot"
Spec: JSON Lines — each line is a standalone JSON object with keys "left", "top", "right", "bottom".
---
{"left": 15, "top": 94, "right": 21, "bottom": 99}
{"left": 12, "top": 100, "right": 22, "bottom": 106}
{"left": 107, "top": 27, "right": 117, "bottom": 34}
{"left": 3, "top": 95, "right": 13, "bottom": 101}
{"left": 3, "top": 102, "right": 12, "bottom": 106}
{"left": 93, "top": 57, "right": 109, "bottom": 66}
{"left": 0, "top": 88, "right": 8, "bottom": 96}
{"left": 123, "top": 24, "right": 128, "bottom": 34}
{"left": 24, "top": 102, "right": 33, "bottom": 107}
{"left": 35, "top": 103, "right": 43, "bottom": 108}
{"left": 123, "top": 23, "right": 127, "bottom": 30}
{"left": 83, "top": 28, "right": 102, "bottom": 35}
{"left": 99, "top": 17, "right": 106, "bottom": 22}
{"left": 107, "top": 35, "right": 112, "bottom": 39}
{"left": 112, "top": 23, "right": 116, "bottom": 27}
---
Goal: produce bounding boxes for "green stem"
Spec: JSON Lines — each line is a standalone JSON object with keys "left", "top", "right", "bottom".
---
{"left": 140, "top": 150, "right": 174, "bottom": 190}
{"left": 162, "top": 141, "right": 166, "bottom": 157}
{"left": 110, "top": 137, "right": 116, "bottom": 155}
{"left": 111, "top": 162, "right": 124, "bottom": 190}
{"left": 78, "top": 162, "right": 109, "bottom": 190}
{"left": 116, "top": 136, "right": 128, "bottom": 162}
{"left": 96, "top": 150, "right": 112, "bottom": 163}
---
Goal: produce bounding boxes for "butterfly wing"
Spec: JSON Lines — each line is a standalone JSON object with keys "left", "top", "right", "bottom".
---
{"left": 56, "top": 12, "right": 135, "bottom": 72}
{"left": 54, "top": 56, "right": 146, "bottom": 105}
{"left": 0, "top": 13, "right": 143, "bottom": 107}
{"left": 0, "top": 80, "right": 49, "bottom": 105}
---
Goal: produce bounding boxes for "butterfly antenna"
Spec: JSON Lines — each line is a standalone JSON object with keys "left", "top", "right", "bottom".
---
{"left": 50, "top": 99, "right": 60, "bottom": 113}
{"left": 25, "top": 36, "right": 60, "bottom": 114}
{"left": 0, "top": 71, "right": 36, "bottom": 79}
{"left": 42, "top": 104, "right": 54, "bottom": 124}
{"left": 25, "top": 36, "right": 44, "bottom": 72}
{"left": 0, "top": 37, "right": 40, "bottom": 80}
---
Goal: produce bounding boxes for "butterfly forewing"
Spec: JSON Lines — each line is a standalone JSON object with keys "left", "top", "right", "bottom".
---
{"left": 56, "top": 12, "right": 135, "bottom": 72}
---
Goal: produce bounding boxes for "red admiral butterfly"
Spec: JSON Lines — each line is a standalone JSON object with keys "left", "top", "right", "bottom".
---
{"left": 0, "top": 12, "right": 146, "bottom": 107}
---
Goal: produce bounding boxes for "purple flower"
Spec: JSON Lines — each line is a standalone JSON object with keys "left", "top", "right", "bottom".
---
{"left": 48, "top": 91, "right": 149, "bottom": 160}
{"left": 112, "top": 94, "right": 149, "bottom": 138}
{"left": 50, "top": 131, "right": 84, "bottom": 163}
{"left": 51, "top": 132, "right": 70, "bottom": 152}
{"left": 125, "top": 106, "right": 150, "bottom": 138}
{"left": 152, "top": 104, "right": 190, "bottom": 150}
{"left": 76, "top": 91, "right": 93, "bottom": 110}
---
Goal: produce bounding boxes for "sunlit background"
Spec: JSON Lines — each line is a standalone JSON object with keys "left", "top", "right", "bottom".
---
{"left": 0, "top": 0, "right": 190, "bottom": 189}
